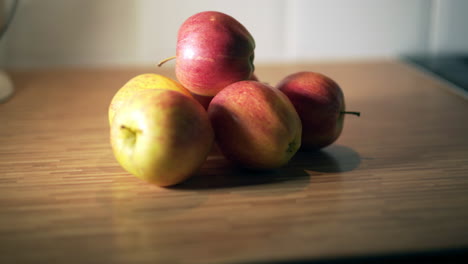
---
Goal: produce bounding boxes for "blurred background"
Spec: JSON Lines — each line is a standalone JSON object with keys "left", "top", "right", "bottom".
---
{"left": 0, "top": 0, "right": 467, "bottom": 69}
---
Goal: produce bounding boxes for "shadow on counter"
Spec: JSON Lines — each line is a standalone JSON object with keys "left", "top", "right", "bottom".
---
{"left": 238, "top": 247, "right": 468, "bottom": 264}
{"left": 171, "top": 144, "right": 361, "bottom": 190}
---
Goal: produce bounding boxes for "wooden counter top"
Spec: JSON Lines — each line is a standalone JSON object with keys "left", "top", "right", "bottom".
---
{"left": 1, "top": 60, "right": 467, "bottom": 263}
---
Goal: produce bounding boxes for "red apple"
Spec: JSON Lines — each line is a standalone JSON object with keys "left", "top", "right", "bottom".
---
{"left": 190, "top": 72, "right": 260, "bottom": 110}
{"left": 276, "top": 72, "right": 359, "bottom": 150}
{"left": 175, "top": 11, "right": 255, "bottom": 97}
{"left": 190, "top": 92, "right": 213, "bottom": 110}
{"left": 208, "top": 81, "right": 302, "bottom": 169}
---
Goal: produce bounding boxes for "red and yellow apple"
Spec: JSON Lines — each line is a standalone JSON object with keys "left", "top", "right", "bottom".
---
{"left": 276, "top": 72, "right": 359, "bottom": 150}
{"left": 208, "top": 80, "right": 302, "bottom": 169}
{"left": 175, "top": 11, "right": 255, "bottom": 97}
{"left": 110, "top": 89, "right": 214, "bottom": 186}
{"left": 108, "top": 73, "right": 192, "bottom": 125}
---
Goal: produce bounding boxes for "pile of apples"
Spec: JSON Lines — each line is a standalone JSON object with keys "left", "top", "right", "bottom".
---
{"left": 109, "top": 11, "right": 359, "bottom": 187}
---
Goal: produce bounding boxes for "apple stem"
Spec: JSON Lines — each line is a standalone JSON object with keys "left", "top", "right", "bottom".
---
{"left": 157, "top": 56, "right": 176, "bottom": 67}
{"left": 341, "top": 111, "right": 361, "bottom": 117}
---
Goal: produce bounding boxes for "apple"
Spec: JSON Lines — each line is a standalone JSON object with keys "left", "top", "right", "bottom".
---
{"left": 276, "top": 72, "right": 360, "bottom": 150}
{"left": 190, "top": 73, "right": 260, "bottom": 110}
{"left": 108, "top": 73, "right": 192, "bottom": 125}
{"left": 110, "top": 89, "right": 214, "bottom": 186}
{"left": 208, "top": 80, "right": 302, "bottom": 169}
{"left": 189, "top": 92, "right": 212, "bottom": 110}
{"left": 173, "top": 11, "right": 255, "bottom": 97}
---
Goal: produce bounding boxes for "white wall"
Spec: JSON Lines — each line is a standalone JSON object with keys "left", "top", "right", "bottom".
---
{"left": 1, "top": 0, "right": 467, "bottom": 68}
{"left": 285, "top": 0, "right": 432, "bottom": 60}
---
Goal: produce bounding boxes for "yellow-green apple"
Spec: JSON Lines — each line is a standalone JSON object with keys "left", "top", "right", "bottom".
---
{"left": 108, "top": 73, "right": 192, "bottom": 125}
{"left": 110, "top": 89, "right": 214, "bottom": 186}
{"left": 276, "top": 72, "right": 360, "bottom": 150}
{"left": 208, "top": 81, "right": 302, "bottom": 169}
{"left": 174, "top": 11, "right": 255, "bottom": 97}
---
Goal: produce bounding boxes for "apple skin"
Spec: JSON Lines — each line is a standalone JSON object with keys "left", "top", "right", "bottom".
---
{"left": 110, "top": 89, "right": 214, "bottom": 186}
{"left": 208, "top": 81, "right": 302, "bottom": 169}
{"left": 190, "top": 73, "right": 259, "bottom": 110}
{"left": 276, "top": 72, "right": 345, "bottom": 150}
{"left": 175, "top": 11, "right": 255, "bottom": 97}
{"left": 190, "top": 92, "right": 213, "bottom": 110}
{"left": 108, "top": 73, "right": 192, "bottom": 125}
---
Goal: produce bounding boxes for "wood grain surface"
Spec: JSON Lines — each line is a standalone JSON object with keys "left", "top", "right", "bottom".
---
{"left": 1, "top": 60, "right": 468, "bottom": 264}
